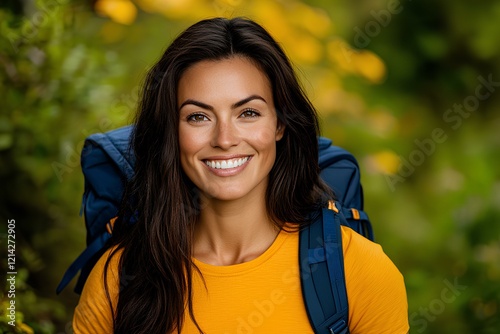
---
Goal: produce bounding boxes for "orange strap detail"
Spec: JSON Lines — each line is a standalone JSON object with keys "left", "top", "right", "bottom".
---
{"left": 351, "top": 208, "right": 360, "bottom": 220}
{"left": 106, "top": 217, "right": 117, "bottom": 234}
{"left": 328, "top": 201, "right": 339, "bottom": 213}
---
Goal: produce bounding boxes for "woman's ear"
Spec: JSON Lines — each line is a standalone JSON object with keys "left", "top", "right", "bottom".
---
{"left": 276, "top": 122, "right": 285, "bottom": 141}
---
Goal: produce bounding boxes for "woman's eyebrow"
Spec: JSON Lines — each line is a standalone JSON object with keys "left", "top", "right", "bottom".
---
{"left": 231, "top": 95, "right": 267, "bottom": 109}
{"left": 178, "top": 95, "right": 267, "bottom": 111}
{"left": 179, "top": 99, "right": 213, "bottom": 111}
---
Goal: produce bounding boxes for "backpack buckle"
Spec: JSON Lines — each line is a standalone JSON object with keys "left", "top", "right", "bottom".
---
{"left": 329, "top": 319, "right": 348, "bottom": 334}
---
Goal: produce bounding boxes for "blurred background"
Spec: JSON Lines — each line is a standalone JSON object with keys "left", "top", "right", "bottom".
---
{"left": 1, "top": 0, "right": 499, "bottom": 333}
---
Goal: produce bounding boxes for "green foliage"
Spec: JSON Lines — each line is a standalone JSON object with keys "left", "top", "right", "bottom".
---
{"left": 1, "top": 0, "right": 128, "bottom": 332}
{"left": 1, "top": 0, "right": 499, "bottom": 333}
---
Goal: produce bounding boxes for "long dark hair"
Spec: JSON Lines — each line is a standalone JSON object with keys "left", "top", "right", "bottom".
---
{"left": 105, "top": 17, "right": 331, "bottom": 334}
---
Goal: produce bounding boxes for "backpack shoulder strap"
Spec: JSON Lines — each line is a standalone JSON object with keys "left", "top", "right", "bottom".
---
{"left": 299, "top": 203, "right": 350, "bottom": 334}
{"left": 56, "top": 230, "right": 112, "bottom": 294}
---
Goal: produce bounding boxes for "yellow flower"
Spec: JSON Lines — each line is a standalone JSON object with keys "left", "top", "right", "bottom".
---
{"left": 18, "top": 322, "right": 35, "bottom": 334}
{"left": 288, "top": 2, "right": 332, "bottom": 38}
{"left": 352, "top": 50, "right": 386, "bottom": 84}
{"left": 366, "top": 150, "right": 400, "bottom": 175}
{"left": 95, "top": 0, "right": 138, "bottom": 25}
{"left": 327, "top": 39, "right": 358, "bottom": 74}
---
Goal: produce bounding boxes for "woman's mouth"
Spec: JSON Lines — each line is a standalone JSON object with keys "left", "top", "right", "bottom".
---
{"left": 204, "top": 156, "right": 250, "bottom": 170}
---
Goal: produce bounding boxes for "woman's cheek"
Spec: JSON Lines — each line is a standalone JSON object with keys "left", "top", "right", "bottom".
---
{"left": 246, "top": 125, "right": 279, "bottom": 149}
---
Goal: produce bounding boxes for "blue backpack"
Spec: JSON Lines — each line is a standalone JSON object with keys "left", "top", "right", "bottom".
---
{"left": 57, "top": 125, "right": 373, "bottom": 334}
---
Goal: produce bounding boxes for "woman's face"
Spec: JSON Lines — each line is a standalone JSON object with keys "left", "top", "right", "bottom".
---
{"left": 178, "top": 56, "right": 284, "bottom": 202}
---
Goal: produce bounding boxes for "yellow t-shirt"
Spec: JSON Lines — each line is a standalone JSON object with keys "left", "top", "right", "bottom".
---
{"left": 73, "top": 226, "right": 409, "bottom": 333}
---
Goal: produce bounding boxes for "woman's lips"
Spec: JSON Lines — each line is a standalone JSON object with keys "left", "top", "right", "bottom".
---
{"left": 202, "top": 156, "right": 252, "bottom": 176}
{"left": 204, "top": 156, "right": 249, "bottom": 169}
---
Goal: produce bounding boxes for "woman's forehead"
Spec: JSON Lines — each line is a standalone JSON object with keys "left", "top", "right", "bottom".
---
{"left": 177, "top": 56, "right": 273, "bottom": 108}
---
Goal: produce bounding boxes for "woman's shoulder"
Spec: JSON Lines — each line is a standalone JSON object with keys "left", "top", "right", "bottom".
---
{"left": 340, "top": 224, "right": 404, "bottom": 287}
{"left": 72, "top": 246, "right": 123, "bottom": 334}
{"left": 88, "top": 246, "right": 123, "bottom": 286}
{"left": 340, "top": 225, "right": 409, "bottom": 333}
{"left": 340, "top": 226, "right": 395, "bottom": 262}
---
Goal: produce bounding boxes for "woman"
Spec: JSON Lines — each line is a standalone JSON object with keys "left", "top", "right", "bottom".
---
{"left": 73, "top": 17, "right": 409, "bottom": 333}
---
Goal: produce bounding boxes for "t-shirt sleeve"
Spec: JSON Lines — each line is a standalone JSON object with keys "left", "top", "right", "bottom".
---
{"left": 72, "top": 248, "right": 121, "bottom": 334}
{"left": 341, "top": 226, "right": 409, "bottom": 334}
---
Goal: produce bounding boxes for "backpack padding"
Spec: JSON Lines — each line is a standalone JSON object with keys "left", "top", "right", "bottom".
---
{"left": 57, "top": 126, "right": 135, "bottom": 294}
{"left": 318, "top": 138, "right": 363, "bottom": 210}
{"left": 300, "top": 206, "right": 349, "bottom": 334}
{"left": 81, "top": 127, "right": 134, "bottom": 241}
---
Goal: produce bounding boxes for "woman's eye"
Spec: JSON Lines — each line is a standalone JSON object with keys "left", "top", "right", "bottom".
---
{"left": 187, "top": 114, "right": 209, "bottom": 122}
{"left": 240, "top": 109, "right": 260, "bottom": 118}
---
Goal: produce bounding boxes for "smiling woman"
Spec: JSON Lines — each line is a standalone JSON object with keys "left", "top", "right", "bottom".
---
{"left": 72, "top": 17, "right": 409, "bottom": 334}
{"left": 178, "top": 57, "right": 283, "bottom": 203}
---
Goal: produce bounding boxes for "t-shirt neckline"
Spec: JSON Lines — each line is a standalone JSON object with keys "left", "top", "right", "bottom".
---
{"left": 192, "top": 229, "right": 291, "bottom": 276}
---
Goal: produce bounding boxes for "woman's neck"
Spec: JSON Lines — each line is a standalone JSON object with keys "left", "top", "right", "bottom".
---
{"left": 193, "top": 190, "right": 280, "bottom": 266}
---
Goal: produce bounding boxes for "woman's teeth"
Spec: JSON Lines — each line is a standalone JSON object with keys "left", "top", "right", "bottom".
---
{"left": 205, "top": 157, "right": 249, "bottom": 169}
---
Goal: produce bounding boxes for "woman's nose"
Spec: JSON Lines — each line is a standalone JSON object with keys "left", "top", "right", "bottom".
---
{"left": 211, "top": 120, "right": 240, "bottom": 150}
